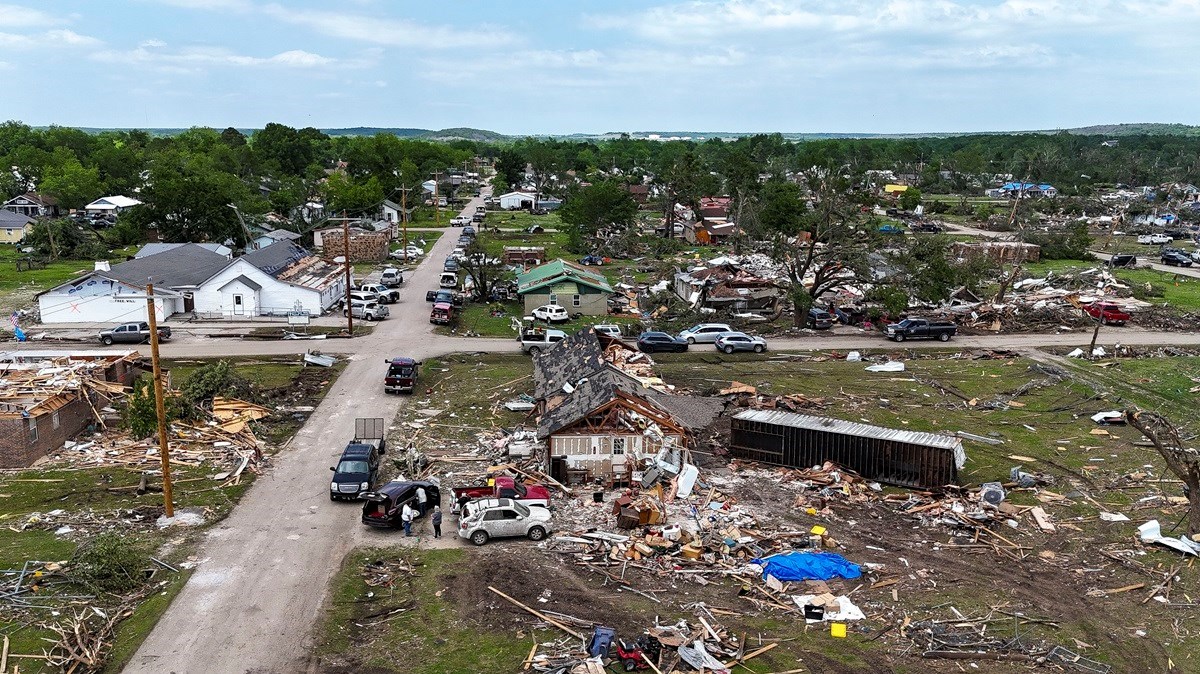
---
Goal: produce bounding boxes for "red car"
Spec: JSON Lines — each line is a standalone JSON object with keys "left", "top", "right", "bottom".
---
{"left": 1083, "top": 302, "right": 1131, "bottom": 325}
{"left": 451, "top": 476, "right": 552, "bottom": 513}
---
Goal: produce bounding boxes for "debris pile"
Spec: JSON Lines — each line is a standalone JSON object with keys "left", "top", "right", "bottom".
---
{"left": 51, "top": 396, "right": 270, "bottom": 481}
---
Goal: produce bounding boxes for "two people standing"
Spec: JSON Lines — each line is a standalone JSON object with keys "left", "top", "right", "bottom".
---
{"left": 400, "top": 499, "right": 442, "bottom": 538}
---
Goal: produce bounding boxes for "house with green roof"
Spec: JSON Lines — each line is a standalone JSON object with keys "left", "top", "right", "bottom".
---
{"left": 516, "top": 259, "right": 613, "bottom": 316}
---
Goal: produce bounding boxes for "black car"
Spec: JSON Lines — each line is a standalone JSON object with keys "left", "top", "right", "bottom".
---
{"left": 1107, "top": 254, "right": 1137, "bottom": 268}
{"left": 911, "top": 222, "right": 943, "bottom": 233}
{"left": 329, "top": 442, "right": 384, "bottom": 501}
{"left": 1161, "top": 250, "right": 1194, "bottom": 267}
{"left": 806, "top": 308, "right": 835, "bottom": 330}
{"left": 637, "top": 331, "right": 688, "bottom": 353}
{"left": 361, "top": 480, "right": 442, "bottom": 528}
{"left": 462, "top": 226, "right": 476, "bottom": 238}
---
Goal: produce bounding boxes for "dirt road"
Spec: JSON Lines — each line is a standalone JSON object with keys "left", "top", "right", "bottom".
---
{"left": 123, "top": 192, "right": 488, "bottom": 674}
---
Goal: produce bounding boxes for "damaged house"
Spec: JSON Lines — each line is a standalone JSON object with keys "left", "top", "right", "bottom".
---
{"left": 533, "top": 329, "right": 722, "bottom": 485}
{"left": 0, "top": 351, "right": 141, "bottom": 468}
{"left": 673, "top": 262, "right": 783, "bottom": 316}
{"left": 951, "top": 241, "right": 1041, "bottom": 264}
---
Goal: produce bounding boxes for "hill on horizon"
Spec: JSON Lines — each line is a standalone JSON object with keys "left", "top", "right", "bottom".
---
{"left": 38, "top": 122, "right": 1200, "bottom": 141}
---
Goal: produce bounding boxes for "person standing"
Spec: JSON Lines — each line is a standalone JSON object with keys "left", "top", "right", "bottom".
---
{"left": 401, "top": 501, "right": 414, "bottom": 537}
{"left": 416, "top": 485, "right": 428, "bottom": 517}
{"left": 431, "top": 505, "right": 443, "bottom": 538}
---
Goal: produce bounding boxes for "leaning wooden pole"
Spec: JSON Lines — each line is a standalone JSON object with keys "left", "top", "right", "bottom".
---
{"left": 146, "top": 279, "right": 174, "bottom": 518}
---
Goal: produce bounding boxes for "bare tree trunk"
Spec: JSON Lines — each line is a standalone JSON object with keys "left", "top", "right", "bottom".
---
{"left": 1087, "top": 320, "right": 1102, "bottom": 359}
{"left": 1126, "top": 410, "right": 1200, "bottom": 536}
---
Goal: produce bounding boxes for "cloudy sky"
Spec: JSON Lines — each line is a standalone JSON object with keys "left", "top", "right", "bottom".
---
{"left": 1, "top": 0, "right": 1197, "bottom": 134}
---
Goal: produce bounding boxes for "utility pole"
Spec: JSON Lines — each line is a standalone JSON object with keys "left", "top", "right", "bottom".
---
{"left": 146, "top": 279, "right": 174, "bottom": 518}
{"left": 432, "top": 171, "right": 443, "bottom": 227}
{"left": 399, "top": 186, "right": 412, "bottom": 256}
{"left": 342, "top": 215, "right": 353, "bottom": 335}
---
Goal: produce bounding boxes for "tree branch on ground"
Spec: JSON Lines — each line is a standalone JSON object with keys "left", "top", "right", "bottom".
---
{"left": 1126, "top": 409, "right": 1200, "bottom": 536}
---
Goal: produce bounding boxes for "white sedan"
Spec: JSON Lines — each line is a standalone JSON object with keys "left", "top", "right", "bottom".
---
{"left": 531, "top": 304, "right": 572, "bottom": 323}
{"left": 389, "top": 246, "right": 425, "bottom": 261}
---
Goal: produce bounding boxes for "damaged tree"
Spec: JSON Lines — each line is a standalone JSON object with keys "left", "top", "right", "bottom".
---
{"left": 1126, "top": 409, "right": 1200, "bottom": 536}
{"left": 459, "top": 240, "right": 506, "bottom": 301}
{"left": 753, "top": 173, "right": 871, "bottom": 326}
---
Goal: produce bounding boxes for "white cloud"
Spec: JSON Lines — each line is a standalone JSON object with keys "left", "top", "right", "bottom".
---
{"left": 0, "top": 3, "right": 58, "bottom": 28}
{"left": 0, "top": 29, "right": 101, "bottom": 49}
{"left": 591, "top": 0, "right": 1200, "bottom": 42}
{"left": 92, "top": 45, "right": 337, "bottom": 70}
{"left": 148, "top": 0, "right": 253, "bottom": 10}
{"left": 260, "top": 3, "right": 514, "bottom": 49}
{"left": 140, "top": 38, "right": 168, "bottom": 48}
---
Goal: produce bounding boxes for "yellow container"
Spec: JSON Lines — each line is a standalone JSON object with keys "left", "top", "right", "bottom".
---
{"left": 810, "top": 525, "right": 827, "bottom": 536}
{"left": 831, "top": 623, "right": 847, "bottom": 638}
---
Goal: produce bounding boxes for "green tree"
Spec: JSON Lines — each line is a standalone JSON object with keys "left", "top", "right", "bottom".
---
{"left": 558, "top": 182, "right": 638, "bottom": 252}
{"left": 324, "top": 173, "right": 384, "bottom": 216}
{"left": 40, "top": 149, "right": 102, "bottom": 210}
{"left": 898, "top": 187, "right": 922, "bottom": 211}
{"left": 132, "top": 150, "right": 250, "bottom": 246}
{"left": 1021, "top": 221, "right": 1093, "bottom": 260}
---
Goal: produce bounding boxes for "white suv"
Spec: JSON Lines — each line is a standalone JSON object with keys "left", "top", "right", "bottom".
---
{"left": 532, "top": 304, "right": 571, "bottom": 323}
{"left": 678, "top": 323, "right": 733, "bottom": 344}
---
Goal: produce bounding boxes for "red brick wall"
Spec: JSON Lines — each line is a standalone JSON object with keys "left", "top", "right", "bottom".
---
{"left": 0, "top": 396, "right": 95, "bottom": 469}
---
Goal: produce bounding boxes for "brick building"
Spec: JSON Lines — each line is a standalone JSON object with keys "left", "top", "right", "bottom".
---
{"left": 0, "top": 351, "right": 140, "bottom": 468}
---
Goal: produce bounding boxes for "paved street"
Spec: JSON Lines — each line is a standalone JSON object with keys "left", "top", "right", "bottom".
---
{"left": 123, "top": 191, "right": 491, "bottom": 674}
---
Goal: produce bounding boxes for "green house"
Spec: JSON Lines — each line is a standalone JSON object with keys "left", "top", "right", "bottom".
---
{"left": 516, "top": 259, "right": 613, "bottom": 316}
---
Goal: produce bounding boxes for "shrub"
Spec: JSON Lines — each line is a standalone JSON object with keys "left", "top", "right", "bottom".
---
{"left": 71, "top": 532, "right": 149, "bottom": 594}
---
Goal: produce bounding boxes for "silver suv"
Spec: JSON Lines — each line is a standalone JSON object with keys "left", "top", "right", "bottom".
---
{"left": 458, "top": 501, "right": 552, "bottom": 545}
{"left": 678, "top": 323, "right": 733, "bottom": 344}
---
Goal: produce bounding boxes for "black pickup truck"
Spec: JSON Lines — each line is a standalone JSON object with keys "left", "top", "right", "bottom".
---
{"left": 425, "top": 289, "right": 464, "bottom": 306}
{"left": 885, "top": 318, "right": 957, "bottom": 342}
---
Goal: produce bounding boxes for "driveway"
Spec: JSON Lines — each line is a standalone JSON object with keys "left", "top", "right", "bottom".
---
{"left": 123, "top": 188, "right": 492, "bottom": 674}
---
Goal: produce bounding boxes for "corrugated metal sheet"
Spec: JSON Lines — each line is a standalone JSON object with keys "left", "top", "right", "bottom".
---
{"left": 729, "top": 409, "right": 966, "bottom": 489}
{"left": 733, "top": 409, "right": 961, "bottom": 450}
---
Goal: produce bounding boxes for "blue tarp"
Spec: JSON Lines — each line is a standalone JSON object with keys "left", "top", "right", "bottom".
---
{"left": 753, "top": 552, "right": 861, "bottom": 582}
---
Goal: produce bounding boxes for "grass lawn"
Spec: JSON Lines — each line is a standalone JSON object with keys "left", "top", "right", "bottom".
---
{"left": 1021, "top": 258, "right": 1200, "bottom": 312}
{"left": 406, "top": 206, "right": 466, "bottom": 227}
{"left": 0, "top": 356, "right": 348, "bottom": 672}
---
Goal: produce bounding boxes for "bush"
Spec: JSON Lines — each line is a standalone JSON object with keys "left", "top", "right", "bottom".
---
{"left": 180, "top": 360, "right": 256, "bottom": 409}
{"left": 1021, "top": 222, "right": 1093, "bottom": 260}
{"left": 123, "top": 379, "right": 183, "bottom": 439}
{"left": 71, "top": 532, "right": 149, "bottom": 594}
{"left": 1132, "top": 282, "right": 1166, "bottom": 300}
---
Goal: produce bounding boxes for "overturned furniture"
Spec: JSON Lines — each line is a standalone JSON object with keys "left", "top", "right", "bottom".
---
{"left": 729, "top": 409, "right": 965, "bottom": 489}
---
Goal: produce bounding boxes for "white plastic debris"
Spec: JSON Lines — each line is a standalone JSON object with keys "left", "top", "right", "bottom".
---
{"left": 1138, "top": 519, "right": 1200, "bottom": 556}
{"left": 865, "top": 361, "right": 905, "bottom": 373}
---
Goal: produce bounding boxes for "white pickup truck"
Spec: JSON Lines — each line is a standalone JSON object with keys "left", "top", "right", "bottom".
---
{"left": 519, "top": 327, "right": 566, "bottom": 355}
{"left": 450, "top": 215, "right": 470, "bottom": 226}
{"left": 357, "top": 283, "right": 400, "bottom": 304}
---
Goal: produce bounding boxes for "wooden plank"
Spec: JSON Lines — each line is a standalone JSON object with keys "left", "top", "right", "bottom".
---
{"left": 487, "top": 586, "right": 584, "bottom": 639}
{"left": 1030, "top": 506, "right": 1056, "bottom": 532}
